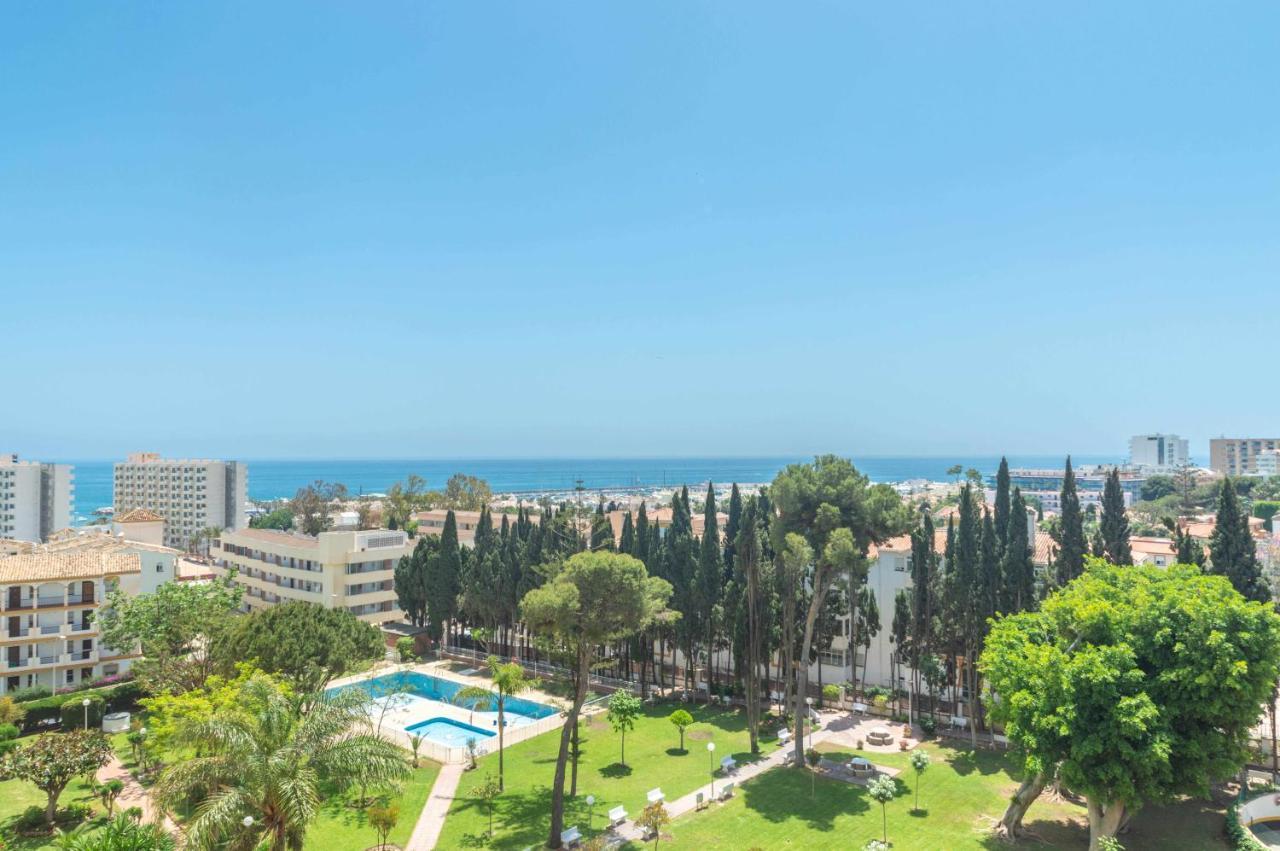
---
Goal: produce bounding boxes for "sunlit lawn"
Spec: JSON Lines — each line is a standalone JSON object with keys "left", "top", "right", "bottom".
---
{"left": 657, "top": 740, "right": 1230, "bottom": 850}
{"left": 438, "top": 701, "right": 776, "bottom": 849}
{"left": 0, "top": 773, "right": 105, "bottom": 851}
{"left": 306, "top": 762, "right": 442, "bottom": 851}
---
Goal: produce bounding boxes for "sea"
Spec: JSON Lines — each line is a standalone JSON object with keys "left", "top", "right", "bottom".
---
{"left": 62, "top": 455, "right": 1122, "bottom": 523}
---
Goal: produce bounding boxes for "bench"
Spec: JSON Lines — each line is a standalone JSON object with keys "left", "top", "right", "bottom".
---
{"left": 852, "top": 701, "right": 868, "bottom": 715}
{"left": 950, "top": 715, "right": 969, "bottom": 730}
{"left": 993, "top": 733, "right": 1009, "bottom": 748}
{"left": 777, "top": 728, "right": 792, "bottom": 746}
{"left": 719, "top": 781, "right": 735, "bottom": 801}
{"left": 695, "top": 791, "right": 707, "bottom": 811}
{"left": 647, "top": 787, "right": 665, "bottom": 805}
{"left": 607, "top": 805, "right": 627, "bottom": 826}
{"left": 560, "top": 826, "right": 582, "bottom": 847}
{"left": 720, "top": 755, "right": 737, "bottom": 774}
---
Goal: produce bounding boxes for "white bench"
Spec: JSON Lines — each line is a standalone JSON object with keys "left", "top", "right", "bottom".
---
{"left": 993, "top": 733, "right": 1009, "bottom": 748}
{"left": 852, "top": 701, "right": 868, "bottom": 715}
{"left": 777, "top": 728, "right": 792, "bottom": 746}
{"left": 950, "top": 715, "right": 968, "bottom": 730}
{"left": 719, "top": 781, "right": 735, "bottom": 801}
{"left": 720, "top": 755, "right": 737, "bottom": 774}
{"left": 607, "top": 804, "right": 627, "bottom": 826}
{"left": 560, "top": 826, "right": 582, "bottom": 847}
{"left": 647, "top": 787, "right": 665, "bottom": 805}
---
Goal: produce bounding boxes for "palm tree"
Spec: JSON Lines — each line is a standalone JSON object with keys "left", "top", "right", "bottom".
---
{"left": 484, "top": 655, "right": 533, "bottom": 790}
{"left": 454, "top": 685, "right": 493, "bottom": 727}
{"left": 156, "top": 675, "right": 408, "bottom": 851}
{"left": 56, "top": 811, "right": 176, "bottom": 851}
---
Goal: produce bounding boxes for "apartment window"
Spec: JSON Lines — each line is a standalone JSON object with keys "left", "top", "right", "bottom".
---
{"left": 818, "top": 649, "right": 846, "bottom": 668}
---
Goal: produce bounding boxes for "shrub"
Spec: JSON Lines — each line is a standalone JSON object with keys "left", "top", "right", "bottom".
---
{"left": 17, "top": 804, "right": 48, "bottom": 830}
{"left": 0, "top": 722, "right": 18, "bottom": 755}
{"left": 10, "top": 685, "right": 52, "bottom": 703}
{"left": 396, "top": 636, "right": 418, "bottom": 663}
{"left": 918, "top": 715, "right": 937, "bottom": 737}
{"left": 60, "top": 694, "right": 105, "bottom": 730}
{"left": 821, "top": 684, "right": 841, "bottom": 705}
{"left": 1226, "top": 802, "right": 1268, "bottom": 850}
{"left": 20, "top": 681, "right": 142, "bottom": 733}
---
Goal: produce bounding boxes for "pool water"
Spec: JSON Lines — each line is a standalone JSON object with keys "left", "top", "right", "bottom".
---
{"left": 336, "top": 671, "right": 557, "bottom": 721}
{"left": 405, "top": 717, "right": 495, "bottom": 747}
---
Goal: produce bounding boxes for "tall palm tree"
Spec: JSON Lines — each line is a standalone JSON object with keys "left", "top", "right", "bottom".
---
{"left": 485, "top": 655, "right": 533, "bottom": 791}
{"left": 453, "top": 685, "right": 492, "bottom": 727}
{"left": 156, "top": 675, "right": 408, "bottom": 851}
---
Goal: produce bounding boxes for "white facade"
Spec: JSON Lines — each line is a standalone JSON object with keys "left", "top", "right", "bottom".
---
{"left": 1128, "top": 434, "right": 1190, "bottom": 471}
{"left": 113, "top": 453, "right": 248, "bottom": 549}
{"left": 1257, "top": 450, "right": 1280, "bottom": 477}
{"left": 212, "top": 527, "right": 414, "bottom": 625}
{"left": 0, "top": 454, "right": 73, "bottom": 542}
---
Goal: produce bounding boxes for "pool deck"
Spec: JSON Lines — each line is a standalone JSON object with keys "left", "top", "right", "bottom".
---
{"left": 330, "top": 660, "right": 570, "bottom": 764}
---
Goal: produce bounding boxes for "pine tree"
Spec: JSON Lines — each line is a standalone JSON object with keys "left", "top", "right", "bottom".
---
{"left": 1209, "top": 478, "right": 1270, "bottom": 602}
{"left": 427, "top": 511, "right": 462, "bottom": 646}
{"left": 1099, "top": 468, "right": 1132, "bottom": 565}
{"left": 994, "top": 457, "right": 1012, "bottom": 551}
{"left": 1054, "top": 457, "right": 1087, "bottom": 586}
{"left": 590, "top": 501, "right": 614, "bottom": 551}
{"left": 1176, "top": 524, "right": 1204, "bottom": 566}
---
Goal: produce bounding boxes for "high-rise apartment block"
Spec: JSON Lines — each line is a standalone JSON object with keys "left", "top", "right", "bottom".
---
{"left": 1128, "top": 433, "right": 1190, "bottom": 471}
{"left": 0, "top": 455, "right": 74, "bottom": 542}
{"left": 113, "top": 453, "right": 247, "bottom": 549}
{"left": 1210, "top": 438, "right": 1280, "bottom": 477}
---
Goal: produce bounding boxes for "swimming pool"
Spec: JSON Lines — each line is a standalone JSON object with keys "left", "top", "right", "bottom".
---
{"left": 405, "top": 717, "right": 496, "bottom": 748}
{"left": 330, "top": 670, "right": 558, "bottom": 750}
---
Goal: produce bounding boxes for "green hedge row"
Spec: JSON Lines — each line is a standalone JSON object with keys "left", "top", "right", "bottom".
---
{"left": 18, "top": 681, "right": 144, "bottom": 734}
{"left": 1226, "top": 802, "right": 1268, "bottom": 851}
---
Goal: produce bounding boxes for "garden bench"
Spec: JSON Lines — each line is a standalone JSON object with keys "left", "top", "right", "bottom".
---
{"left": 950, "top": 715, "right": 968, "bottom": 730}
{"left": 560, "top": 825, "right": 582, "bottom": 847}
{"left": 720, "top": 755, "right": 737, "bottom": 773}
{"left": 719, "top": 781, "right": 735, "bottom": 801}
{"left": 695, "top": 791, "right": 707, "bottom": 811}
{"left": 777, "top": 728, "right": 792, "bottom": 746}
{"left": 607, "top": 805, "right": 627, "bottom": 826}
{"left": 852, "top": 701, "right": 868, "bottom": 714}
{"left": 647, "top": 787, "right": 665, "bottom": 805}
{"left": 993, "top": 733, "right": 1009, "bottom": 748}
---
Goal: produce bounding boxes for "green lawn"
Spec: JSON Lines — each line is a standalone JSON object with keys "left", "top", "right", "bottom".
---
{"left": 0, "top": 773, "right": 105, "bottom": 851}
{"left": 306, "top": 761, "right": 442, "bottom": 850}
{"left": 438, "top": 701, "right": 775, "bottom": 849}
{"left": 657, "top": 741, "right": 1230, "bottom": 850}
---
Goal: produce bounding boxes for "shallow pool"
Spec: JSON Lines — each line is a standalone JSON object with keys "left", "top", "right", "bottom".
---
{"left": 405, "top": 717, "right": 496, "bottom": 748}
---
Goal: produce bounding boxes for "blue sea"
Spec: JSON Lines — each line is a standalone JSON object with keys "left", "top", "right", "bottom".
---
{"left": 62, "top": 455, "right": 1121, "bottom": 522}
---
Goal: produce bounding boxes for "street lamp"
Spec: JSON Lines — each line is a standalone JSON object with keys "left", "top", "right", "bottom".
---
{"left": 586, "top": 794, "right": 595, "bottom": 831}
{"left": 805, "top": 697, "right": 814, "bottom": 747}
{"left": 707, "top": 741, "right": 716, "bottom": 798}
{"left": 82, "top": 697, "right": 90, "bottom": 730}
{"left": 243, "top": 816, "right": 254, "bottom": 830}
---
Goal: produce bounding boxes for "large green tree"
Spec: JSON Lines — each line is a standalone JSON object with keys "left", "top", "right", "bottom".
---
{"left": 156, "top": 674, "right": 408, "bottom": 851}
{"left": 769, "top": 455, "right": 910, "bottom": 766}
{"left": 393, "top": 535, "right": 432, "bottom": 628}
{"left": 981, "top": 561, "right": 1280, "bottom": 850}
{"left": 1098, "top": 469, "right": 1132, "bottom": 565}
{"left": 1210, "top": 477, "right": 1270, "bottom": 603}
{"left": 520, "top": 550, "right": 673, "bottom": 848}
{"left": 426, "top": 509, "right": 463, "bottom": 643}
{"left": 97, "top": 575, "right": 243, "bottom": 694}
{"left": 1001, "top": 487, "right": 1035, "bottom": 612}
{"left": 1, "top": 730, "right": 112, "bottom": 825}
{"left": 1053, "top": 457, "right": 1087, "bottom": 585}
{"left": 993, "top": 456, "right": 1011, "bottom": 550}
{"left": 213, "top": 601, "right": 384, "bottom": 694}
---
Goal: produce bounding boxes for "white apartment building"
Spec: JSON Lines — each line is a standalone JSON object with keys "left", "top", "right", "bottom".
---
{"left": 113, "top": 453, "right": 248, "bottom": 550}
{"left": 1129, "top": 433, "right": 1190, "bottom": 471}
{"left": 0, "top": 455, "right": 73, "bottom": 542}
{"left": 211, "top": 527, "right": 414, "bottom": 626}
{"left": 1, "top": 537, "right": 176, "bottom": 696}
{"left": 1257, "top": 449, "right": 1280, "bottom": 477}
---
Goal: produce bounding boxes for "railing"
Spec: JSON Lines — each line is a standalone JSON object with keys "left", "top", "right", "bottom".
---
{"left": 443, "top": 644, "right": 642, "bottom": 695}
{"left": 4, "top": 658, "right": 29, "bottom": 670}
{"left": 39, "top": 624, "right": 62, "bottom": 635}
{"left": 4, "top": 627, "right": 32, "bottom": 640}
{"left": 37, "top": 654, "right": 58, "bottom": 664}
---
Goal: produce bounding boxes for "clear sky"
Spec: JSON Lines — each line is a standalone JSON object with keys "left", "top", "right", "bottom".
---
{"left": 3, "top": 3, "right": 1278, "bottom": 460}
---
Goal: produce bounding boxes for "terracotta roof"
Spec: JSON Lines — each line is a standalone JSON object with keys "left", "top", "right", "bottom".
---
{"left": 1130, "top": 537, "right": 1177, "bottom": 557}
{"left": 0, "top": 551, "right": 141, "bottom": 583}
{"left": 115, "top": 508, "right": 164, "bottom": 523}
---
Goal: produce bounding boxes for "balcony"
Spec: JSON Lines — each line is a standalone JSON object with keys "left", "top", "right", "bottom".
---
{"left": 37, "top": 624, "right": 62, "bottom": 635}
{"left": 4, "top": 657, "right": 30, "bottom": 670}
{"left": 63, "top": 650, "right": 97, "bottom": 663}
{"left": 2, "top": 626, "right": 33, "bottom": 640}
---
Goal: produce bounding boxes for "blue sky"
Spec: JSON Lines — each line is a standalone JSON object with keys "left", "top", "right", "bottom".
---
{"left": 3, "top": 3, "right": 1278, "bottom": 460}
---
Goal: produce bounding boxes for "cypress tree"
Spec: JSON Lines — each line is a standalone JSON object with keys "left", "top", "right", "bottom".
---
{"left": 590, "top": 501, "right": 614, "bottom": 551}
{"left": 619, "top": 511, "right": 635, "bottom": 555}
{"left": 724, "top": 483, "right": 743, "bottom": 578}
{"left": 1099, "top": 468, "right": 1132, "bottom": 565}
{"left": 1054, "top": 456, "right": 1087, "bottom": 586}
{"left": 909, "top": 510, "right": 937, "bottom": 720}
{"left": 1001, "top": 488, "right": 1035, "bottom": 612}
{"left": 427, "top": 510, "right": 462, "bottom": 645}
{"left": 1209, "top": 478, "right": 1270, "bottom": 602}
{"left": 697, "top": 483, "right": 722, "bottom": 697}
{"left": 1176, "top": 524, "right": 1204, "bottom": 566}
{"left": 994, "top": 457, "right": 1012, "bottom": 551}
{"left": 635, "top": 502, "right": 650, "bottom": 565}
{"left": 980, "top": 509, "right": 1000, "bottom": 619}
{"left": 951, "top": 485, "right": 982, "bottom": 744}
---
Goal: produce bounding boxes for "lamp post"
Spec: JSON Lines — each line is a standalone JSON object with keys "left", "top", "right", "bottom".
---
{"left": 243, "top": 815, "right": 254, "bottom": 833}
{"left": 586, "top": 794, "right": 595, "bottom": 831}
{"left": 707, "top": 741, "right": 716, "bottom": 798}
{"left": 805, "top": 697, "right": 814, "bottom": 748}
{"left": 82, "top": 697, "right": 90, "bottom": 731}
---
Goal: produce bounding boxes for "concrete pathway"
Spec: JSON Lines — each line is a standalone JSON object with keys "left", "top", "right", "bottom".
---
{"left": 405, "top": 762, "right": 464, "bottom": 850}
{"left": 95, "top": 755, "right": 180, "bottom": 835}
{"left": 613, "top": 725, "right": 836, "bottom": 844}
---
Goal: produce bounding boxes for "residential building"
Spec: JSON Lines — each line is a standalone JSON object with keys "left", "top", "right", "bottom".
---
{"left": 113, "top": 453, "right": 248, "bottom": 549}
{"left": 1210, "top": 438, "right": 1280, "bottom": 477}
{"left": 1006, "top": 466, "right": 1146, "bottom": 502}
{"left": 1128, "top": 434, "right": 1190, "bottom": 471}
{"left": 1130, "top": 537, "right": 1178, "bottom": 567}
{"left": 211, "top": 527, "right": 415, "bottom": 625}
{"left": 1012, "top": 488, "right": 1131, "bottom": 515}
{"left": 0, "top": 455, "right": 73, "bottom": 542}
{"left": 412, "top": 509, "right": 538, "bottom": 546}
{"left": 0, "top": 535, "right": 176, "bottom": 696}
{"left": 1258, "top": 449, "right": 1280, "bottom": 477}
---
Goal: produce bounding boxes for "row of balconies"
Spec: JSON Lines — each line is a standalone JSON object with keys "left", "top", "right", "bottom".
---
{"left": 2, "top": 595, "right": 95, "bottom": 611}
{"left": 3, "top": 622, "right": 94, "bottom": 641}
{"left": 4, "top": 650, "right": 103, "bottom": 670}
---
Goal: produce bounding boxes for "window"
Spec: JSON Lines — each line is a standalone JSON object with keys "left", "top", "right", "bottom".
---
{"left": 818, "top": 649, "right": 846, "bottom": 668}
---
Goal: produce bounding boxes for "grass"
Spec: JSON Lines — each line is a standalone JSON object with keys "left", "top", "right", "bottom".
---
{"left": 306, "top": 761, "right": 442, "bottom": 850}
{"left": 655, "top": 740, "right": 1231, "bottom": 850}
{"left": 0, "top": 773, "right": 105, "bottom": 851}
{"left": 437, "top": 701, "right": 775, "bottom": 849}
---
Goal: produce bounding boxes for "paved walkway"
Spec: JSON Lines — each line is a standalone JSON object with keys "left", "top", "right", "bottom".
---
{"left": 405, "top": 762, "right": 464, "bottom": 850}
{"left": 612, "top": 724, "right": 836, "bottom": 844}
{"left": 95, "top": 755, "right": 180, "bottom": 835}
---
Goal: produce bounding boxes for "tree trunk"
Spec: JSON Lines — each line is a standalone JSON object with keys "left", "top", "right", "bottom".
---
{"left": 794, "top": 566, "right": 832, "bottom": 767}
{"left": 746, "top": 558, "right": 761, "bottom": 753}
{"left": 1271, "top": 685, "right": 1278, "bottom": 783}
{"left": 45, "top": 789, "right": 60, "bottom": 826}
{"left": 1086, "top": 797, "right": 1126, "bottom": 851}
{"left": 998, "top": 771, "right": 1047, "bottom": 838}
{"left": 547, "top": 643, "right": 591, "bottom": 849}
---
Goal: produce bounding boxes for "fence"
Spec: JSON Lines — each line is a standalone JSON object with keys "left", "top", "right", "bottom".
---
{"left": 442, "top": 644, "right": 642, "bottom": 695}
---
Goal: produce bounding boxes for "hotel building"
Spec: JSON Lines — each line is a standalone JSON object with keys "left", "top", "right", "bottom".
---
{"left": 113, "top": 453, "right": 248, "bottom": 549}
{"left": 211, "top": 527, "right": 414, "bottom": 626}
{"left": 0, "top": 455, "right": 73, "bottom": 543}
{"left": 1128, "top": 433, "right": 1190, "bottom": 471}
{"left": 1210, "top": 438, "right": 1280, "bottom": 477}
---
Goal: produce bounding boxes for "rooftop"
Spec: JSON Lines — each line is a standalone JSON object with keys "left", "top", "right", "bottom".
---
{"left": 115, "top": 508, "right": 165, "bottom": 523}
{"left": 0, "top": 551, "right": 141, "bottom": 584}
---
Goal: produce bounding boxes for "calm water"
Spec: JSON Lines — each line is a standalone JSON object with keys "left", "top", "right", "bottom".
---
{"left": 63, "top": 455, "right": 1121, "bottom": 520}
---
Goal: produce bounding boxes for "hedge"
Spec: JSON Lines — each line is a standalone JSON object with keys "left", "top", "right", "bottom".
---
{"left": 60, "top": 694, "right": 106, "bottom": 730}
{"left": 1226, "top": 802, "right": 1268, "bottom": 851}
{"left": 18, "top": 680, "right": 143, "bottom": 734}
